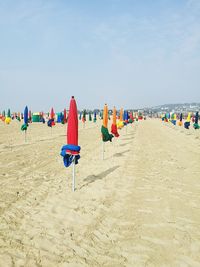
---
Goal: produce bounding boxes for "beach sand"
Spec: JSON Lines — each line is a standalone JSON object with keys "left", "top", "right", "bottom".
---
{"left": 0, "top": 119, "right": 200, "bottom": 266}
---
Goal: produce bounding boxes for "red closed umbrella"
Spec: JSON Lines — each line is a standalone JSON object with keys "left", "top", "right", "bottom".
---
{"left": 29, "top": 110, "right": 32, "bottom": 122}
{"left": 66, "top": 96, "right": 78, "bottom": 154}
{"left": 60, "top": 96, "right": 81, "bottom": 191}
{"left": 48, "top": 107, "right": 55, "bottom": 127}
{"left": 50, "top": 108, "right": 54, "bottom": 119}
{"left": 63, "top": 108, "right": 67, "bottom": 123}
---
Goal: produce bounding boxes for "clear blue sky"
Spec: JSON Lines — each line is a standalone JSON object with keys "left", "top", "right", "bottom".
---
{"left": 0, "top": 0, "right": 200, "bottom": 112}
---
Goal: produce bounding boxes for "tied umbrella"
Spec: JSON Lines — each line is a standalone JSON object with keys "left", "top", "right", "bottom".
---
{"left": 40, "top": 112, "right": 45, "bottom": 123}
{"left": 89, "top": 112, "right": 92, "bottom": 121}
{"left": 184, "top": 112, "right": 191, "bottom": 129}
{"left": 28, "top": 110, "right": 32, "bottom": 123}
{"left": 93, "top": 112, "right": 97, "bottom": 122}
{"left": 21, "top": 106, "right": 28, "bottom": 142}
{"left": 124, "top": 110, "right": 129, "bottom": 133}
{"left": 1, "top": 110, "right": 6, "bottom": 122}
{"left": 60, "top": 96, "right": 81, "bottom": 191}
{"left": 111, "top": 106, "right": 119, "bottom": 137}
{"left": 178, "top": 113, "right": 183, "bottom": 126}
{"left": 125, "top": 111, "right": 129, "bottom": 123}
{"left": 193, "top": 112, "right": 199, "bottom": 129}
{"left": 62, "top": 108, "right": 67, "bottom": 124}
{"left": 48, "top": 108, "right": 55, "bottom": 135}
{"left": 129, "top": 112, "right": 134, "bottom": 123}
{"left": 101, "top": 104, "right": 114, "bottom": 159}
{"left": 123, "top": 110, "right": 127, "bottom": 125}
{"left": 5, "top": 108, "right": 11, "bottom": 124}
{"left": 79, "top": 112, "right": 82, "bottom": 120}
{"left": 1, "top": 110, "right": 6, "bottom": 121}
{"left": 82, "top": 109, "right": 86, "bottom": 127}
{"left": 48, "top": 108, "right": 55, "bottom": 127}
{"left": 7, "top": 109, "right": 11, "bottom": 118}
{"left": 99, "top": 111, "right": 103, "bottom": 120}
{"left": 117, "top": 108, "right": 124, "bottom": 129}
{"left": 17, "top": 112, "right": 21, "bottom": 121}
{"left": 171, "top": 113, "right": 177, "bottom": 125}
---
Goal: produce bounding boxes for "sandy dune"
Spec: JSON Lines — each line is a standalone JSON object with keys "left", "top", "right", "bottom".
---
{"left": 0, "top": 119, "right": 200, "bottom": 266}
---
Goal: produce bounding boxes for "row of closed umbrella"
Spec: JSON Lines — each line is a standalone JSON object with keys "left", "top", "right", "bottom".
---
{"left": 2, "top": 98, "right": 134, "bottom": 192}
{"left": 162, "top": 112, "right": 199, "bottom": 129}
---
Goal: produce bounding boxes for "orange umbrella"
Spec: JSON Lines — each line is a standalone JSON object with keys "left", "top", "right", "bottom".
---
{"left": 101, "top": 104, "right": 113, "bottom": 143}
{"left": 101, "top": 104, "right": 113, "bottom": 159}
{"left": 112, "top": 106, "right": 116, "bottom": 125}
{"left": 111, "top": 106, "right": 119, "bottom": 137}
{"left": 103, "top": 104, "right": 108, "bottom": 128}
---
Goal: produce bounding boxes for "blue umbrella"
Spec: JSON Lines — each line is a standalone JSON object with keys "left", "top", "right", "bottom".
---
{"left": 125, "top": 111, "right": 129, "bottom": 121}
{"left": 195, "top": 112, "right": 199, "bottom": 124}
{"left": 123, "top": 110, "right": 126, "bottom": 121}
{"left": 24, "top": 106, "right": 28, "bottom": 125}
{"left": 21, "top": 106, "right": 28, "bottom": 141}
{"left": 93, "top": 112, "right": 97, "bottom": 122}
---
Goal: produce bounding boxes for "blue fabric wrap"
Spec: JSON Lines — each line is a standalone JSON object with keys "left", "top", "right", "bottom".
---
{"left": 60, "top": 145, "right": 81, "bottom": 168}
{"left": 184, "top": 121, "right": 190, "bottom": 129}
{"left": 47, "top": 119, "right": 53, "bottom": 127}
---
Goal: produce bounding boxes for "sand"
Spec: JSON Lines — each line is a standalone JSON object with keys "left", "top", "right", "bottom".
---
{"left": 0, "top": 118, "right": 200, "bottom": 267}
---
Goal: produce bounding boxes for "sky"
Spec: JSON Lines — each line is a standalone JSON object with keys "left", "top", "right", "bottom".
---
{"left": 0, "top": 0, "right": 200, "bottom": 111}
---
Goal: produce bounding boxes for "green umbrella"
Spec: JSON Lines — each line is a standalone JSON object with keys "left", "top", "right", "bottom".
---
{"left": 7, "top": 109, "right": 11, "bottom": 118}
{"left": 89, "top": 112, "right": 92, "bottom": 121}
{"left": 82, "top": 110, "right": 86, "bottom": 122}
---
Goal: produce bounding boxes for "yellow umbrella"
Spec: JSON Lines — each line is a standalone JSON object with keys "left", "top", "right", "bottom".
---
{"left": 117, "top": 108, "right": 124, "bottom": 129}
{"left": 113, "top": 106, "right": 116, "bottom": 125}
{"left": 186, "top": 112, "right": 191, "bottom": 122}
{"left": 119, "top": 108, "right": 123, "bottom": 121}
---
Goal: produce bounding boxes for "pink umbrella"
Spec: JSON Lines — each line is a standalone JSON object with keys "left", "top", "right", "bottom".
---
{"left": 48, "top": 107, "right": 55, "bottom": 127}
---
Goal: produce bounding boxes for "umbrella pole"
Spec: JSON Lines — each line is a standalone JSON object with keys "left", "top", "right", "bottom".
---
{"left": 72, "top": 156, "right": 75, "bottom": 192}
{"left": 25, "top": 130, "right": 27, "bottom": 142}
{"left": 102, "top": 142, "right": 105, "bottom": 160}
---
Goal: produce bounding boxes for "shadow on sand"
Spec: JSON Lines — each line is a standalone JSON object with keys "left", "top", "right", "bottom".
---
{"left": 113, "top": 149, "right": 130, "bottom": 157}
{"left": 80, "top": 165, "right": 120, "bottom": 189}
